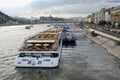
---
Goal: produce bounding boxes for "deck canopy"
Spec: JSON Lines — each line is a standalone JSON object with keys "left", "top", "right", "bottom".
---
{"left": 20, "top": 27, "right": 62, "bottom": 51}
{"left": 27, "top": 40, "right": 56, "bottom": 43}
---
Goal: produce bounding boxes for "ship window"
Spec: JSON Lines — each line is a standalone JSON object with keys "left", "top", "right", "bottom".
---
{"left": 19, "top": 53, "right": 33, "bottom": 57}
{"left": 25, "top": 53, "right": 32, "bottom": 57}
{"left": 32, "top": 53, "right": 42, "bottom": 57}
{"left": 19, "top": 53, "right": 25, "bottom": 57}
{"left": 42, "top": 53, "right": 51, "bottom": 57}
{"left": 28, "top": 61, "right": 31, "bottom": 64}
{"left": 51, "top": 53, "right": 58, "bottom": 58}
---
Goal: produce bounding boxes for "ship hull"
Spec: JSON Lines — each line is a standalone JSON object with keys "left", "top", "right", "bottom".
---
{"left": 15, "top": 57, "right": 60, "bottom": 68}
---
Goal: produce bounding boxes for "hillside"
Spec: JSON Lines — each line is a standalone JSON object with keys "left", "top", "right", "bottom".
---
{"left": 0, "top": 11, "right": 15, "bottom": 24}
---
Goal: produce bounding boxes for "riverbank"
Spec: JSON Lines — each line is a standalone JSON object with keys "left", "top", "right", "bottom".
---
{"left": 84, "top": 28, "right": 120, "bottom": 59}
{"left": 0, "top": 23, "right": 31, "bottom": 27}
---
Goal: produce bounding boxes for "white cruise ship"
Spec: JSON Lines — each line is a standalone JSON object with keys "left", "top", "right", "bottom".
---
{"left": 15, "top": 27, "right": 63, "bottom": 68}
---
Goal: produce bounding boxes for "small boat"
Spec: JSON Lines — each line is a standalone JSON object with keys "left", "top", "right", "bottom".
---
{"left": 47, "top": 24, "right": 51, "bottom": 27}
{"left": 25, "top": 26, "right": 31, "bottom": 29}
{"left": 25, "top": 25, "right": 33, "bottom": 29}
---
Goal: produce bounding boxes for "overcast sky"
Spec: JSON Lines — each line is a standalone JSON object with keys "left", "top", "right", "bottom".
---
{"left": 0, "top": 0, "right": 120, "bottom": 18}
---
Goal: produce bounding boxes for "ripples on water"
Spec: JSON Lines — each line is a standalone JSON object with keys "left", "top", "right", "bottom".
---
{"left": 0, "top": 24, "right": 120, "bottom": 80}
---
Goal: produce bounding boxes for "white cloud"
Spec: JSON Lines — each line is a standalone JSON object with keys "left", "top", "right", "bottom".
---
{"left": 0, "top": 0, "right": 120, "bottom": 18}
{"left": 106, "top": 0, "right": 120, "bottom": 2}
{"left": 0, "top": 0, "right": 34, "bottom": 8}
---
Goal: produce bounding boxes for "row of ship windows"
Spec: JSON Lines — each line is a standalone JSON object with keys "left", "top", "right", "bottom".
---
{"left": 19, "top": 53, "right": 59, "bottom": 58}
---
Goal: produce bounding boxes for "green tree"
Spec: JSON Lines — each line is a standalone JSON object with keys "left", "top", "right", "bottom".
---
{"left": 118, "top": 23, "right": 120, "bottom": 28}
{"left": 99, "top": 20, "right": 107, "bottom": 26}
{"left": 79, "top": 21, "right": 84, "bottom": 26}
{"left": 107, "top": 21, "right": 111, "bottom": 27}
{"left": 111, "top": 22, "right": 116, "bottom": 28}
{"left": 90, "top": 21, "right": 94, "bottom": 24}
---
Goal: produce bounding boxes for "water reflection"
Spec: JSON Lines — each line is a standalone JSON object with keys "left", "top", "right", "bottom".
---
{"left": 62, "top": 41, "right": 77, "bottom": 48}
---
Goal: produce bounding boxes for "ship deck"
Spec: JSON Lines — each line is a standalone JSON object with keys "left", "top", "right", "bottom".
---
{"left": 20, "top": 27, "right": 62, "bottom": 51}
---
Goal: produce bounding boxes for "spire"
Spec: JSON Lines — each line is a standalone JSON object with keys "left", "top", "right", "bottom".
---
{"left": 49, "top": 14, "right": 52, "bottom": 18}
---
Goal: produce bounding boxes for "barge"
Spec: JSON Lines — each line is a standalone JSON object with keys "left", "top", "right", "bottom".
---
{"left": 15, "top": 27, "right": 63, "bottom": 68}
{"left": 62, "top": 25, "right": 77, "bottom": 42}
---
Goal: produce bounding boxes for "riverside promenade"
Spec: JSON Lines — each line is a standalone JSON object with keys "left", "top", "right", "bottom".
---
{"left": 89, "top": 28, "right": 120, "bottom": 42}
{"left": 85, "top": 28, "right": 120, "bottom": 59}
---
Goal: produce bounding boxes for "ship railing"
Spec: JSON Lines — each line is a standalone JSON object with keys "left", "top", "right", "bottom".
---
{"left": 19, "top": 50, "right": 59, "bottom": 54}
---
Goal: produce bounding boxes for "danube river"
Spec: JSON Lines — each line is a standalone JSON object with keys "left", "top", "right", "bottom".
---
{"left": 0, "top": 24, "right": 120, "bottom": 80}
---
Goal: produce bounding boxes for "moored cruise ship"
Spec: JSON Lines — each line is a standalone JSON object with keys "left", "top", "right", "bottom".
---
{"left": 15, "top": 27, "right": 63, "bottom": 68}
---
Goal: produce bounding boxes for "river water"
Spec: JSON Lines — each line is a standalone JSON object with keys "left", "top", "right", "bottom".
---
{"left": 0, "top": 24, "right": 120, "bottom": 80}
